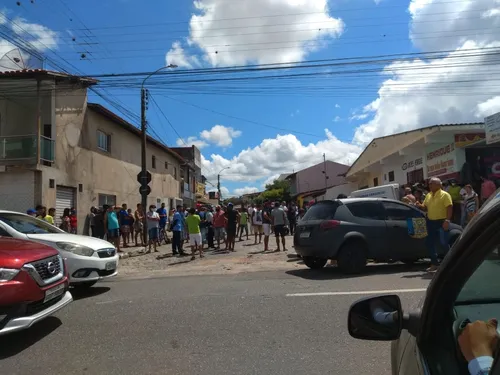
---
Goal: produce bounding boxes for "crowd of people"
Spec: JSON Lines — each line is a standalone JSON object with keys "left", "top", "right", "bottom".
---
{"left": 400, "top": 176, "right": 497, "bottom": 227}
{"left": 27, "top": 205, "right": 78, "bottom": 234}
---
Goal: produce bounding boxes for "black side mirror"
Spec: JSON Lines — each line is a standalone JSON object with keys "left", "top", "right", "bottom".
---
{"left": 348, "top": 294, "right": 403, "bottom": 341}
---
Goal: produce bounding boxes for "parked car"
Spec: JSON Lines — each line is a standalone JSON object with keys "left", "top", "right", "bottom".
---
{"left": 0, "top": 210, "right": 119, "bottom": 289}
{"left": 347, "top": 190, "right": 500, "bottom": 374}
{"left": 293, "top": 198, "right": 462, "bottom": 273}
{"left": 0, "top": 238, "right": 72, "bottom": 335}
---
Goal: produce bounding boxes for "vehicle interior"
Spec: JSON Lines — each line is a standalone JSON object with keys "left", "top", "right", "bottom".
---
{"left": 416, "top": 197, "right": 500, "bottom": 375}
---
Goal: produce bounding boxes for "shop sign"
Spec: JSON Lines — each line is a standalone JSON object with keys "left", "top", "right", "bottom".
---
{"left": 426, "top": 142, "right": 457, "bottom": 177}
{"left": 196, "top": 182, "right": 206, "bottom": 196}
{"left": 402, "top": 157, "right": 423, "bottom": 171}
{"left": 485, "top": 112, "right": 500, "bottom": 144}
{"left": 454, "top": 133, "right": 485, "bottom": 148}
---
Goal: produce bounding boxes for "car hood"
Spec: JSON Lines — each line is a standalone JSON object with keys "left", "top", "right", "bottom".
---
{"left": 0, "top": 238, "right": 59, "bottom": 268}
{"left": 26, "top": 233, "right": 115, "bottom": 250}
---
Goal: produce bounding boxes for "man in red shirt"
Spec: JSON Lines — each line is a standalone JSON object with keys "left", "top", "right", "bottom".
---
{"left": 70, "top": 207, "right": 78, "bottom": 234}
{"left": 481, "top": 177, "right": 497, "bottom": 204}
{"left": 213, "top": 206, "right": 226, "bottom": 250}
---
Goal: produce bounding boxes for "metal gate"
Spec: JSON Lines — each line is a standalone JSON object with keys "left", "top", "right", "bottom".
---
{"left": 0, "top": 171, "right": 35, "bottom": 212}
{"left": 55, "top": 186, "right": 75, "bottom": 226}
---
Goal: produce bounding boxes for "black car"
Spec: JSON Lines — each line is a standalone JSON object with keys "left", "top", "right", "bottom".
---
{"left": 347, "top": 190, "right": 500, "bottom": 374}
{"left": 293, "top": 198, "right": 462, "bottom": 273}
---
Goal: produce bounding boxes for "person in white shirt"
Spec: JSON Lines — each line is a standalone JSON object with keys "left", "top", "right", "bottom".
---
{"left": 247, "top": 204, "right": 255, "bottom": 235}
{"left": 146, "top": 205, "right": 160, "bottom": 253}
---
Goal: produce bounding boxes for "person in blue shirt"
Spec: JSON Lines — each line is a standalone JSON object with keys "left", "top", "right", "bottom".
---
{"left": 156, "top": 202, "right": 168, "bottom": 245}
{"left": 103, "top": 205, "right": 121, "bottom": 252}
{"left": 171, "top": 205, "right": 186, "bottom": 256}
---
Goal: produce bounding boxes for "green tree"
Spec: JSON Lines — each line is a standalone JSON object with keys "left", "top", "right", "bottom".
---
{"left": 258, "top": 179, "right": 291, "bottom": 202}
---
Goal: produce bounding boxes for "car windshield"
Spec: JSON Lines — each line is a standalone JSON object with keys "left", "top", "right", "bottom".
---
{"left": 0, "top": 213, "right": 64, "bottom": 234}
{"left": 302, "top": 201, "right": 339, "bottom": 220}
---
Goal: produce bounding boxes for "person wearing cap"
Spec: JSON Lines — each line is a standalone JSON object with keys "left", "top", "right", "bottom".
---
{"left": 26, "top": 208, "right": 37, "bottom": 217}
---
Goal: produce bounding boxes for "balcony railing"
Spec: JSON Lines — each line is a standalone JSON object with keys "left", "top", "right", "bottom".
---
{"left": 0, "top": 135, "right": 55, "bottom": 163}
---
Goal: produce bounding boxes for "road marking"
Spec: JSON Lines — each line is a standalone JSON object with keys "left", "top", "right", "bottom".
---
{"left": 286, "top": 288, "right": 427, "bottom": 297}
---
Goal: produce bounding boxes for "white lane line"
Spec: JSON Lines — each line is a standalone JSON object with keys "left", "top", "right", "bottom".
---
{"left": 286, "top": 288, "right": 427, "bottom": 297}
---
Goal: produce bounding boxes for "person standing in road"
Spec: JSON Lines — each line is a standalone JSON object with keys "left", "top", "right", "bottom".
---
{"left": 157, "top": 203, "right": 168, "bottom": 244}
{"left": 480, "top": 176, "right": 497, "bottom": 204}
{"left": 171, "top": 205, "right": 186, "bottom": 256}
{"left": 198, "top": 206, "right": 208, "bottom": 249}
{"left": 104, "top": 205, "right": 121, "bottom": 252}
{"left": 238, "top": 207, "right": 249, "bottom": 241}
{"left": 271, "top": 202, "right": 288, "bottom": 252}
{"left": 87, "top": 207, "right": 96, "bottom": 237}
{"left": 36, "top": 205, "right": 54, "bottom": 225}
{"left": 213, "top": 205, "right": 226, "bottom": 250}
{"left": 262, "top": 201, "right": 272, "bottom": 252}
{"left": 119, "top": 204, "right": 131, "bottom": 248}
{"left": 206, "top": 206, "right": 215, "bottom": 249}
{"left": 224, "top": 203, "right": 240, "bottom": 251}
{"left": 247, "top": 204, "right": 255, "bottom": 235}
{"left": 146, "top": 204, "right": 160, "bottom": 253}
{"left": 69, "top": 207, "right": 77, "bottom": 234}
{"left": 251, "top": 203, "right": 263, "bottom": 245}
{"left": 186, "top": 208, "right": 204, "bottom": 260}
{"left": 287, "top": 203, "right": 297, "bottom": 236}
{"left": 416, "top": 177, "right": 453, "bottom": 272}
{"left": 134, "top": 203, "right": 145, "bottom": 247}
{"left": 60, "top": 208, "right": 71, "bottom": 232}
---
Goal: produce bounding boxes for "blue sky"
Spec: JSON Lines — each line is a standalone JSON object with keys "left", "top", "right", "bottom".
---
{"left": 1, "top": 0, "right": 499, "bottom": 197}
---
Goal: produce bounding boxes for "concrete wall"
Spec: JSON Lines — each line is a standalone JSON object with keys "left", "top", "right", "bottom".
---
{"left": 38, "top": 86, "right": 181, "bottom": 233}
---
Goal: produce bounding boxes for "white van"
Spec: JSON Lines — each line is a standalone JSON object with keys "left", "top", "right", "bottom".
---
{"left": 349, "top": 183, "right": 401, "bottom": 200}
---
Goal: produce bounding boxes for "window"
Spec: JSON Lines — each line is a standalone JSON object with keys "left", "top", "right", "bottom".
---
{"left": 165, "top": 161, "right": 168, "bottom": 170}
{"left": 346, "top": 202, "right": 385, "bottom": 220}
{"left": 373, "top": 177, "right": 379, "bottom": 187}
{"left": 97, "top": 130, "right": 110, "bottom": 152}
{"left": 382, "top": 201, "right": 422, "bottom": 221}
{"left": 0, "top": 226, "right": 11, "bottom": 236}
{"left": 98, "top": 194, "right": 116, "bottom": 208}
{"left": 174, "top": 167, "right": 178, "bottom": 180}
{"left": 152, "top": 155, "right": 156, "bottom": 169}
{"left": 302, "top": 202, "right": 339, "bottom": 221}
{"left": 0, "top": 213, "right": 63, "bottom": 234}
{"left": 388, "top": 171, "right": 395, "bottom": 182}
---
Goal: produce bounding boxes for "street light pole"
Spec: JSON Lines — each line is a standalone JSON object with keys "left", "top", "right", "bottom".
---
{"left": 140, "top": 64, "right": 177, "bottom": 244}
{"left": 217, "top": 167, "right": 230, "bottom": 205}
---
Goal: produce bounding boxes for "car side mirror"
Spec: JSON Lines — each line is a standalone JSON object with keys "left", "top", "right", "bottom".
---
{"left": 348, "top": 294, "right": 403, "bottom": 341}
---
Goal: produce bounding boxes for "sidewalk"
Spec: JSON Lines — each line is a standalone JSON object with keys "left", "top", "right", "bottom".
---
{"left": 117, "top": 235, "right": 306, "bottom": 278}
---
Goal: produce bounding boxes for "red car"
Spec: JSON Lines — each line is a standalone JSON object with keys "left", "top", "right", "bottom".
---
{"left": 0, "top": 238, "right": 73, "bottom": 335}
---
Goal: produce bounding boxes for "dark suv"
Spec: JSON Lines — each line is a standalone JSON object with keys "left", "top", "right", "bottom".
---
{"left": 293, "top": 198, "right": 462, "bottom": 273}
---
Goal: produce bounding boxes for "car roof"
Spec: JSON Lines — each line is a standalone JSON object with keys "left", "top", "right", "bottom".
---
{"left": 318, "top": 198, "right": 408, "bottom": 204}
{"left": 0, "top": 210, "right": 28, "bottom": 214}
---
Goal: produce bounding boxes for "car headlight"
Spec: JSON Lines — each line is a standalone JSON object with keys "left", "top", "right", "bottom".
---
{"left": 0, "top": 268, "right": 20, "bottom": 282}
{"left": 56, "top": 242, "right": 95, "bottom": 257}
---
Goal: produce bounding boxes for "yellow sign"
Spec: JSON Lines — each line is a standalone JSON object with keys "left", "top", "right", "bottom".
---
{"left": 196, "top": 183, "right": 206, "bottom": 196}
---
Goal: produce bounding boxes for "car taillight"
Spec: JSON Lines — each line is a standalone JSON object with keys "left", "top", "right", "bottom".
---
{"left": 320, "top": 220, "right": 341, "bottom": 230}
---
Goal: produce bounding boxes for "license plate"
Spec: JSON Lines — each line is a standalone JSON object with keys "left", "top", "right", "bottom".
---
{"left": 44, "top": 283, "right": 65, "bottom": 303}
{"left": 105, "top": 262, "right": 116, "bottom": 271}
{"left": 300, "top": 232, "right": 310, "bottom": 238}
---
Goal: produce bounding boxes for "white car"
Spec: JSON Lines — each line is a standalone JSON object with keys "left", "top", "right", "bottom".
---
{"left": 0, "top": 210, "right": 119, "bottom": 289}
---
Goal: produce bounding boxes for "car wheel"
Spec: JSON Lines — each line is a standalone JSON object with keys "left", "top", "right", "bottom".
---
{"left": 337, "top": 240, "right": 367, "bottom": 274}
{"left": 72, "top": 281, "right": 97, "bottom": 289}
{"left": 303, "top": 256, "right": 327, "bottom": 269}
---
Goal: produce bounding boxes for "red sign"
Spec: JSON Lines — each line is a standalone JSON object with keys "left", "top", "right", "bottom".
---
{"left": 454, "top": 133, "right": 485, "bottom": 148}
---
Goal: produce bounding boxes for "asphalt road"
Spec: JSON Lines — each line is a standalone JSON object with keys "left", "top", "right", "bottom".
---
{"left": 0, "top": 264, "right": 432, "bottom": 375}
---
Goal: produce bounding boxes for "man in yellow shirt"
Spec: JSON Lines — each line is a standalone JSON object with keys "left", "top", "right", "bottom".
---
{"left": 416, "top": 177, "right": 453, "bottom": 272}
{"left": 36, "top": 205, "right": 54, "bottom": 225}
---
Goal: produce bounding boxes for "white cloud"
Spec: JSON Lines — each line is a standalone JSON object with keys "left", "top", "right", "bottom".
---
{"left": 0, "top": 11, "right": 58, "bottom": 71}
{"left": 350, "top": 113, "right": 368, "bottom": 121}
{"left": 333, "top": 116, "right": 341, "bottom": 122}
{"left": 233, "top": 186, "right": 260, "bottom": 196}
{"left": 335, "top": 104, "right": 341, "bottom": 108}
{"left": 201, "top": 129, "right": 361, "bottom": 183}
{"left": 200, "top": 124, "right": 241, "bottom": 147}
{"left": 176, "top": 136, "right": 208, "bottom": 149}
{"left": 168, "top": 0, "right": 344, "bottom": 67}
{"left": 353, "top": 0, "right": 500, "bottom": 144}
{"left": 166, "top": 41, "right": 200, "bottom": 69}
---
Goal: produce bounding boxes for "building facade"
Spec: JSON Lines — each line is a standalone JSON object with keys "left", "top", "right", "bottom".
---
{"left": 0, "top": 69, "right": 183, "bottom": 233}
{"left": 170, "top": 145, "right": 203, "bottom": 207}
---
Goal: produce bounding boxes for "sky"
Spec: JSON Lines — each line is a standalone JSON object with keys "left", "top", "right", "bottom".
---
{"left": 1, "top": 0, "right": 500, "bottom": 198}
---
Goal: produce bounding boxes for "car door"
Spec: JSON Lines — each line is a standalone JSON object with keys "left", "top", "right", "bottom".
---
{"left": 381, "top": 201, "right": 426, "bottom": 261}
{"left": 343, "top": 201, "right": 389, "bottom": 259}
{"left": 404, "top": 192, "right": 500, "bottom": 375}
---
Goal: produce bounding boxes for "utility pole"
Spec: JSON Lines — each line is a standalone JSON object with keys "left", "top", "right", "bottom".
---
{"left": 217, "top": 174, "right": 221, "bottom": 205}
{"left": 140, "top": 87, "right": 148, "bottom": 245}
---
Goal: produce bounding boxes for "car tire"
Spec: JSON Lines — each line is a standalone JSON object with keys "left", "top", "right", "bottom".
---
{"left": 72, "top": 281, "right": 97, "bottom": 289}
{"left": 337, "top": 240, "right": 367, "bottom": 274}
{"left": 303, "top": 256, "right": 327, "bottom": 269}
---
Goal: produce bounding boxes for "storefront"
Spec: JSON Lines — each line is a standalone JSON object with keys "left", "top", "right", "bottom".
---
{"left": 425, "top": 141, "right": 465, "bottom": 181}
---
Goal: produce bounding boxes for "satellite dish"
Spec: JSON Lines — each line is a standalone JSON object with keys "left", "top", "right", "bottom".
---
{"left": 0, "top": 48, "right": 43, "bottom": 71}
